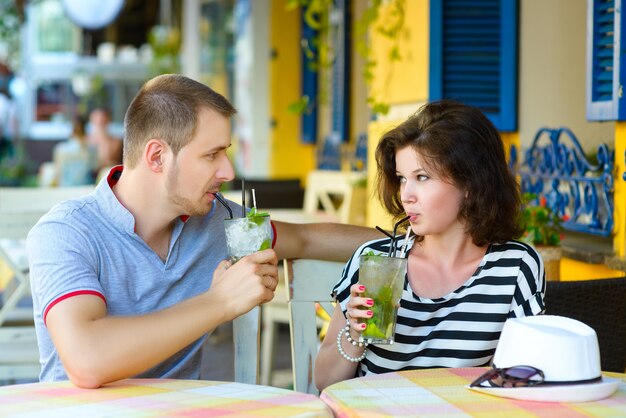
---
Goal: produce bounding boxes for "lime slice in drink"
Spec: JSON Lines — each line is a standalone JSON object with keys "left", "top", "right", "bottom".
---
{"left": 364, "top": 323, "right": 387, "bottom": 338}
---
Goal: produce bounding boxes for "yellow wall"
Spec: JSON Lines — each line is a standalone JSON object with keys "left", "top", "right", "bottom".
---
{"left": 366, "top": 0, "right": 429, "bottom": 227}
{"left": 370, "top": 0, "right": 429, "bottom": 106}
{"left": 560, "top": 258, "right": 624, "bottom": 281}
{"left": 613, "top": 123, "right": 626, "bottom": 257}
{"left": 366, "top": 118, "right": 402, "bottom": 229}
{"left": 269, "top": 0, "right": 316, "bottom": 181}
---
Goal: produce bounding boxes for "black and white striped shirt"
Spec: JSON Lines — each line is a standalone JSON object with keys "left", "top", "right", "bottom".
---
{"left": 333, "top": 237, "right": 545, "bottom": 376}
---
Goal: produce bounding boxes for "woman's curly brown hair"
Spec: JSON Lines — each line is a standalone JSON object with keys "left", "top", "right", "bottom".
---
{"left": 375, "top": 100, "right": 523, "bottom": 246}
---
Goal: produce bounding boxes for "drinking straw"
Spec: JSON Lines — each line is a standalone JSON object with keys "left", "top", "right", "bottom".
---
{"left": 388, "top": 215, "right": 411, "bottom": 257}
{"left": 241, "top": 179, "right": 246, "bottom": 217}
{"left": 375, "top": 226, "right": 394, "bottom": 240}
{"left": 214, "top": 193, "right": 233, "bottom": 219}
{"left": 399, "top": 226, "right": 412, "bottom": 258}
{"left": 252, "top": 188, "right": 257, "bottom": 210}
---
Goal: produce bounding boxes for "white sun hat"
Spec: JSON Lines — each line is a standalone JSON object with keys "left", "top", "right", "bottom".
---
{"left": 467, "top": 315, "right": 621, "bottom": 402}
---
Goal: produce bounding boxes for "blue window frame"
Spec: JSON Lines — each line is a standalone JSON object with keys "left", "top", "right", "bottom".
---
{"left": 300, "top": 0, "right": 350, "bottom": 146}
{"left": 429, "top": 0, "right": 518, "bottom": 131}
{"left": 301, "top": 11, "right": 318, "bottom": 144}
{"left": 586, "top": 0, "right": 626, "bottom": 120}
{"left": 330, "top": 0, "right": 350, "bottom": 143}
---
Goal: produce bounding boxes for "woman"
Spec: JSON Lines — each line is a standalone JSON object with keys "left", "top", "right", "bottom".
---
{"left": 52, "top": 115, "right": 98, "bottom": 186}
{"left": 314, "top": 100, "right": 545, "bottom": 391}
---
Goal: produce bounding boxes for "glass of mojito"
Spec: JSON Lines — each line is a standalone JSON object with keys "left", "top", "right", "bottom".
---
{"left": 223, "top": 212, "right": 272, "bottom": 263}
{"left": 358, "top": 253, "right": 407, "bottom": 345}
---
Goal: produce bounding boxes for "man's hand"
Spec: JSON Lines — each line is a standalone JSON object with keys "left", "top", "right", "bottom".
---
{"left": 209, "top": 249, "right": 278, "bottom": 320}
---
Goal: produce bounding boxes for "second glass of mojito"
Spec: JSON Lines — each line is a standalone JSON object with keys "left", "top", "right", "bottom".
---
{"left": 223, "top": 214, "right": 272, "bottom": 263}
{"left": 358, "top": 253, "right": 407, "bottom": 344}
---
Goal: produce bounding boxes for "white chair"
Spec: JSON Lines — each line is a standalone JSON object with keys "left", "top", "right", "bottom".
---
{"left": 260, "top": 277, "right": 289, "bottom": 386}
{"left": 303, "top": 170, "right": 367, "bottom": 226}
{"left": 0, "top": 210, "right": 46, "bottom": 383}
{"left": 0, "top": 186, "right": 92, "bottom": 384}
{"left": 284, "top": 258, "right": 345, "bottom": 394}
{"left": 0, "top": 186, "right": 94, "bottom": 212}
{"left": 259, "top": 171, "right": 365, "bottom": 384}
{"left": 233, "top": 307, "right": 261, "bottom": 384}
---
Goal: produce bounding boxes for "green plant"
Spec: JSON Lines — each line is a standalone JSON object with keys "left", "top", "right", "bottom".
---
{"left": 0, "top": 145, "right": 37, "bottom": 187}
{"left": 147, "top": 25, "right": 181, "bottom": 76}
{"left": 520, "top": 193, "right": 564, "bottom": 247}
{"left": 0, "top": 0, "right": 26, "bottom": 70}
{"left": 286, "top": 0, "right": 406, "bottom": 116}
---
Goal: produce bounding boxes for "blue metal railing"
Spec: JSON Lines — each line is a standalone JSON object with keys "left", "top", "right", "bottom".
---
{"left": 511, "top": 127, "right": 614, "bottom": 237}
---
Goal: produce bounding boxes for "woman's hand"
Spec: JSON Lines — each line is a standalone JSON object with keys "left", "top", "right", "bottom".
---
{"left": 345, "top": 283, "right": 374, "bottom": 336}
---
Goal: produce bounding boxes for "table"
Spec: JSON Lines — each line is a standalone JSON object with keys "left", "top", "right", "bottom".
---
{"left": 0, "top": 378, "right": 333, "bottom": 417}
{"left": 320, "top": 367, "right": 626, "bottom": 417}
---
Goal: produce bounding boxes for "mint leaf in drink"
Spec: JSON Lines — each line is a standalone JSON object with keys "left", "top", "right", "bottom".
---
{"left": 259, "top": 239, "right": 271, "bottom": 251}
{"left": 246, "top": 207, "right": 269, "bottom": 226}
{"left": 362, "top": 251, "right": 384, "bottom": 262}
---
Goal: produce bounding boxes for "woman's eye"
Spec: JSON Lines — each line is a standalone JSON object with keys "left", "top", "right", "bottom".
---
{"left": 417, "top": 175, "right": 428, "bottom": 182}
{"left": 397, "top": 176, "right": 406, "bottom": 184}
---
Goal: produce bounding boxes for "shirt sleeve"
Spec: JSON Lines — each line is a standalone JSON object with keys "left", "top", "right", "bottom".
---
{"left": 509, "top": 245, "right": 546, "bottom": 318}
{"left": 26, "top": 209, "right": 105, "bottom": 325}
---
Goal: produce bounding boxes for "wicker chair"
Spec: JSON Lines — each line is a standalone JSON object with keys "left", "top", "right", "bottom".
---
{"left": 544, "top": 278, "right": 626, "bottom": 373}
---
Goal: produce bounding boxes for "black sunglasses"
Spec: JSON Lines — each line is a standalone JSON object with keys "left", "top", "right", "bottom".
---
{"left": 470, "top": 365, "right": 545, "bottom": 388}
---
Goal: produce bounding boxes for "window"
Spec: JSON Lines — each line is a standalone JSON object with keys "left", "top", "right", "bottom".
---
{"left": 429, "top": 0, "right": 518, "bottom": 131}
{"left": 299, "top": 0, "right": 350, "bottom": 146}
{"left": 586, "top": 0, "right": 626, "bottom": 120}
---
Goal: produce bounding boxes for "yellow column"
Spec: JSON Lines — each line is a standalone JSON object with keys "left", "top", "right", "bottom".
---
{"left": 365, "top": 0, "right": 429, "bottom": 228}
{"left": 614, "top": 123, "right": 626, "bottom": 257}
{"left": 269, "top": 0, "right": 316, "bottom": 181}
{"left": 500, "top": 132, "right": 520, "bottom": 162}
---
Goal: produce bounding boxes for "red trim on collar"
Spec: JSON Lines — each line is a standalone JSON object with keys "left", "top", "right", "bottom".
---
{"left": 43, "top": 290, "right": 107, "bottom": 326}
{"left": 107, "top": 165, "right": 124, "bottom": 186}
{"left": 271, "top": 220, "right": 277, "bottom": 249}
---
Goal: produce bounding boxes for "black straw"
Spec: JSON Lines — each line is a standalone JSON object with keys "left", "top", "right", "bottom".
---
{"left": 241, "top": 179, "right": 246, "bottom": 217}
{"left": 388, "top": 215, "right": 411, "bottom": 257}
{"left": 376, "top": 226, "right": 394, "bottom": 240}
{"left": 214, "top": 193, "right": 233, "bottom": 219}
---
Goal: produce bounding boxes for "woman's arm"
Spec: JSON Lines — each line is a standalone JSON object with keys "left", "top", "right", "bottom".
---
{"left": 273, "top": 221, "right": 379, "bottom": 261}
{"left": 314, "top": 283, "right": 373, "bottom": 391}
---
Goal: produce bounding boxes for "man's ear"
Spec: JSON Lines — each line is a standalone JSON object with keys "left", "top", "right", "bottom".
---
{"left": 144, "top": 139, "right": 167, "bottom": 173}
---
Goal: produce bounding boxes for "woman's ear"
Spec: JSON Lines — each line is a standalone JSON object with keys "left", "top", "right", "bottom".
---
{"left": 144, "top": 139, "right": 166, "bottom": 173}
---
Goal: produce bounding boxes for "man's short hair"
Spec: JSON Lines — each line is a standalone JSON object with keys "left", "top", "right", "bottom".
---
{"left": 123, "top": 74, "right": 236, "bottom": 168}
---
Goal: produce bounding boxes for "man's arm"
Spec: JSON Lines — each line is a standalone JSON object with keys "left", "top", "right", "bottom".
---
{"left": 272, "top": 221, "right": 380, "bottom": 261}
{"left": 45, "top": 250, "right": 278, "bottom": 388}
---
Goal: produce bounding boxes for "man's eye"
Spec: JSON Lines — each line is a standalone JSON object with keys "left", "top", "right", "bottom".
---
{"left": 207, "top": 153, "right": 217, "bottom": 160}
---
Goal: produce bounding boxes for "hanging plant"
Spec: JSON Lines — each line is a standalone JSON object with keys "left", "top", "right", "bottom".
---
{"left": 286, "top": 0, "right": 406, "bottom": 116}
{"left": 0, "top": 0, "right": 29, "bottom": 70}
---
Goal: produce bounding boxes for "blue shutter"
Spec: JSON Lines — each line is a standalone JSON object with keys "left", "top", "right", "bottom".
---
{"left": 586, "top": 0, "right": 626, "bottom": 120}
{"left": 330, "top": 0, "right": 350, "bottom": 143}
{"left": 429, "top": 0, "right": 518, "bottom": 131}
{"left": 301, "top": 10, "right": 318, "bottom": 144}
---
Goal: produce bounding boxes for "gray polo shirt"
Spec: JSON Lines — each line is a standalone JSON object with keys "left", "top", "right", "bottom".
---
{"left": 27, "top": 167, "right": 243, "bottom": 381}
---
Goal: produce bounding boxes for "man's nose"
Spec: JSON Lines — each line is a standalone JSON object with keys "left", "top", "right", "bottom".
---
{"left": 217, "top": 154, "right": 235, "bottom": 181}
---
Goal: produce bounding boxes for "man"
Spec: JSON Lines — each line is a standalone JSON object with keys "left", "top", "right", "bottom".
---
{"left": 27, "top": 74, "right": 377, "bottom": 388}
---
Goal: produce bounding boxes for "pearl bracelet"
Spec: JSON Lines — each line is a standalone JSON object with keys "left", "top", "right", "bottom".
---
{"left": 336, "top": 319, "right": 368, "bottom": 363}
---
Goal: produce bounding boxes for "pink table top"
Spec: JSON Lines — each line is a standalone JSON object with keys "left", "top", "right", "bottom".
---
{"left": 320, "top": 367, "right": 626, "bottom": 417}
{"left": 0, "top": 378, "right": 332, "bottom": 417}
